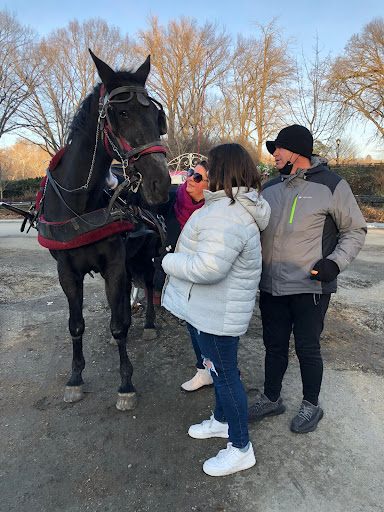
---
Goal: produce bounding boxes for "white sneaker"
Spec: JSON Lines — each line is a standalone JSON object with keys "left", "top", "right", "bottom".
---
{"left": 188, "top": 415, "right": 229, "bottom": 439}
{"left": 203, "top": 442, "right": 256, "bottom": 477}
{"left": 181, "top": 368, "right": 213, "bottom": 392}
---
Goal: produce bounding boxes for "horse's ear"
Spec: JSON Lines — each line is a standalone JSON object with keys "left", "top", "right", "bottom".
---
{"left": 134, "top": 55, "right": 151, "bottom": 84}
{"left": 89, "top": 49, "right": 115, "bottom": 85}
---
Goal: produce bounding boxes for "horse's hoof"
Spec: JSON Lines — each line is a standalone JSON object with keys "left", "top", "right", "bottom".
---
{"left": 143, "top": 328, "right": 157, "bottom": 340}
{"left": 116, "top": 392, "right": 137, "bottom": 411}
{"left": 64, "top": 385, "right": 84, "bottom": 403}
{"left": 110, "top": 336, "right": 117, "bottom": 346}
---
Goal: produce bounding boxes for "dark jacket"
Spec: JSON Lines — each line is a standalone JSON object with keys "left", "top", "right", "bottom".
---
{"left": 259, "top": 156, "right": 367, "bottom": 295}
{"left": 153, "top": 186, "right": 182, "bottom": 290}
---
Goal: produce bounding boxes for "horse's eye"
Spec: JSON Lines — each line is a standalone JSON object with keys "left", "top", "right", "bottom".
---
{"left": 119, "top": 110, "right": 129, "bottom": 118}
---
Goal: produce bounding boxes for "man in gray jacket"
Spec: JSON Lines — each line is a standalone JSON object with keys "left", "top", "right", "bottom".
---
{"left": 248, "top": 124, "right": 367, "bottom": 433}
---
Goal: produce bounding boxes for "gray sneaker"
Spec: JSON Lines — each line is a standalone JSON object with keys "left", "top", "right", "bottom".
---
{"left": 290, "top": 400, "right": 324, "bottom": 433}
{"left": 248, "top": 393, "right": 286, "bottom": 423}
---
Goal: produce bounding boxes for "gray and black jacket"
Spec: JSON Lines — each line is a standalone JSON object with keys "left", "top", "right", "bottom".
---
{"left": 259, "top": 156, "right": 367, "bottom": 296}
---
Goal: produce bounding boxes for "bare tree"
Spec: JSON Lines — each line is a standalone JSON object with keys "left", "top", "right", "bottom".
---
{"left": 217, "top": 36, "right": 259, "bottom": 144}
{"left": 289, "top": 36, "right": 341, "bottom": 144}
{"left": 218, "top": 20, "right": 294, "bottom": 161}
{"left": 329, "top": 17, "right": 384, "bottom": 140}
{"left": 1, "top": 139, "right": 49, "bottom": 179}
{"left": 0, "top": 149, "right": 13, "bottom": 199}
{"left": 18, "top": 18, "right": 133, "bottom": 155}
{"left": 329, "top": 137, "right": 360, "bottom": 164}
{"left": 314, "top": 136, "right": 360, "bottom": 164}
{"left": 0, "top": 9, "right": 38, "bottom": 142}
{"left": 135, "top": 15, "right": 232, "bottom": 160}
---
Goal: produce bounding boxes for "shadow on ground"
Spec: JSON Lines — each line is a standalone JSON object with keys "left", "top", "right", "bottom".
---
{"left": 0, "top": 225, "right": 383, "bottom": 512}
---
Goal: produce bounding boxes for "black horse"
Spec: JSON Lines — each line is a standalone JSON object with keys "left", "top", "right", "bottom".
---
{"left": 40, "top": 51, "right": 170, "bottom": 410}
{"left": 122, "top": 183, "right": 176, "bottom": 341}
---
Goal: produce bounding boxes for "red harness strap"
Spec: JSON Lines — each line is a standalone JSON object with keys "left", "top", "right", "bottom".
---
{"left": 49, "top": 147, "right": 66, "bottom": 170}
{"left": 36, "top": 147, "right": 135, "bottom": 250}
{"left": 36, "top": 148, "right": 67, "bottom": 211}
{"left": 103, "top": 125, "right": 166, "bottom": 162}
{"left": 37, "top": 216, "right": 135, "bottom": 250}
{"left": 36, "top": 176, "right": 47, "bottom": 212}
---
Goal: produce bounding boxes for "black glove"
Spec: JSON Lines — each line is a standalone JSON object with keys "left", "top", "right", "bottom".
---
{"left": 152, "top": 245, "right": 172, "bottom": 271}
{"left": 152, "top": 256, "right": 163, "bottom": 271}
{"left": 310, "top": 258, "right": 340, "bottom": 283}
{"left": 152, "top": 245, "right": 172, "bottom": 292}
{"left": 153, "top": 268, "right": 166, "bottom": 292}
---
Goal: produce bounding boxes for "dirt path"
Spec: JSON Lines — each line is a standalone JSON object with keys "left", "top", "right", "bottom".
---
{"left": 0, "top": 221, "right": 383, "bottom": 512}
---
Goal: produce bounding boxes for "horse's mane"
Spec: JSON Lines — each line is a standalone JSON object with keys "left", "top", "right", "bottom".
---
{"left": 67, "top": 68, "right": 141, "bottom": 144}
{"left": 67, "top": 84, "right": 102, "bottom": 143}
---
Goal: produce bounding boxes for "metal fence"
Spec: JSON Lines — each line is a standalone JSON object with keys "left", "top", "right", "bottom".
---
{"left": 355, "top": 195, "right": 384, "bottom": 207}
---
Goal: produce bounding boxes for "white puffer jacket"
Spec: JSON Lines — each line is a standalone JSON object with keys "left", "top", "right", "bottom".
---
{"left": 161, "top": 187, "right": 271, "bottom": 336}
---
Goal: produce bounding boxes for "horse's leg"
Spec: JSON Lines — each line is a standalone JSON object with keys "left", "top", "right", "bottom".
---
{"left": 58, "top": 266, "right": 86, "bottom": 403}
{"left": 104, "top": 260, "right": 137, "bottom": 411}
{"left": 143, "top": 278, "right": 157, "bottom": 340}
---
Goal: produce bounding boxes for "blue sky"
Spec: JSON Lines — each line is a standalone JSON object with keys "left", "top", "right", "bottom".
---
{"left": 6, "top": 0, "right": 383, "bottom": 56}
{"left": 3, "top": 0, "right": 384, "bottom": 157}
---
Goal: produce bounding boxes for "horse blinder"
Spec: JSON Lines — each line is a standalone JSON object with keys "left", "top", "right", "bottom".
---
{"left": 102, "top": 85, "right": 167, "bottom": 136}
{"left": 148, "top": 96, "right": 167, "bottom": 135}
{"left": 157, "top": 109, "right": 167, "bottom": 135}
{"left": 99, "top": 85, "right": 167, "bottom": 171}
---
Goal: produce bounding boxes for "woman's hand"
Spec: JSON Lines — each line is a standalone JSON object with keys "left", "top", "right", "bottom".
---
{"left": 152, "top": 245, "right": 172, "bottom": 270}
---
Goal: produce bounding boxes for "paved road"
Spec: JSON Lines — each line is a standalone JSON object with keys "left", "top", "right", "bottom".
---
{"left": 0, "top": 221, "right": 383, "bottom": 512}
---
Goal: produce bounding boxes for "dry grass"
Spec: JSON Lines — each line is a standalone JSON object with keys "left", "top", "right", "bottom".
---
{"left": 359, "top": 204, "right": 384, "bottom": 223}
{"left": 0, "top": 209, "right": 20, "bottom": 219}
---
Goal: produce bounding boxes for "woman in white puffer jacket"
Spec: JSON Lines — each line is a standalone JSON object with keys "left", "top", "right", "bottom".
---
{"left": 161, "top": 143, "right": 270, "bottom": 477}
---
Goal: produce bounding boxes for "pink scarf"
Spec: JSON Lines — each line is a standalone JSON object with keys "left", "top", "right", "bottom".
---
{"left": 174, "top": 181, "right": 204, "bottom": 230}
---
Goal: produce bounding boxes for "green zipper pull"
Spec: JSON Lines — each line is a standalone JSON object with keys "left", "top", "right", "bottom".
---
{"left": 289, "top": 195, "right": 298, "bottom": 224}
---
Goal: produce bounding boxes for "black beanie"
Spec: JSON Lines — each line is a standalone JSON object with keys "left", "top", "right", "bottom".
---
{"left": 266, "top": 125, "right": 313, "bottom": 160}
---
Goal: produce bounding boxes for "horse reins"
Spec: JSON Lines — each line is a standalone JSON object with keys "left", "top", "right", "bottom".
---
{"left": 42, "top": 83, "right": 168, "bottom": 240}
{"left": 50, "top": 84, "right": 167, "bottom": 194}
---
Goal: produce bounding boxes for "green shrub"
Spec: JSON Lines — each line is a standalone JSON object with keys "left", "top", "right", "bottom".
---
{"left": 3, "top": 177, "right": 44, "bottom": 201}
{"left": 331, "top": 165, "right": 384, "bottom": 195}
{"left": 264, "top": 163, "right": 384, "bottom": 195}
{"left": 4, "top": 164, "right": 384, "bottom": 202}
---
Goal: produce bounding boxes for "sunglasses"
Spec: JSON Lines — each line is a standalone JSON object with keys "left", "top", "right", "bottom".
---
{"left": 187, "top": 168, "right": 208, "bottom": 183}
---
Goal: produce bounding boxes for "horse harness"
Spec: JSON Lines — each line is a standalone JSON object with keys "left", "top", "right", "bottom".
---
{"left": 99, "top": 83, "right": 167, "bottom": 177}
{"left": 32, "top": 83, "right": 169, "bottom": 250}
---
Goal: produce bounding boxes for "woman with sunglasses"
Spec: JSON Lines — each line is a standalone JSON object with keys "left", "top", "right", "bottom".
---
{"left": 178, "top": 164, "right": 216, "bottom": 393}
{"left": 161, "top": 143, "right": 270, "bottom": 477}
{"left": 152, "top": 160, "right": 209, "bottom": 297}
{"left": 154, "top": 162, "right": 217, "bottom": 391}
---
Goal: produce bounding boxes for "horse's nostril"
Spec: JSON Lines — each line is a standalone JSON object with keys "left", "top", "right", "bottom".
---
{"left": 149, "top": 179, "right": 158, "bottom": 196}
{"left": 152, "top": 177, "right": 169, "bottom": 195}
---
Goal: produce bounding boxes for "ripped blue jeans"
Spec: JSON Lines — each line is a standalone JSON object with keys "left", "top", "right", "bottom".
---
{"left": 186, "top": 322, "right": 204, "bottom": 369}
{"left": 186, "top": 323, "right": 249, "bottom": 449}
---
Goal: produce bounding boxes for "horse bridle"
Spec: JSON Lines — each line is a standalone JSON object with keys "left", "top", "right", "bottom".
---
{"left": 42, "top": 82, "right": 168, "bottom": 235}
{"left": 99, "top": 84, "right": 167, "bottom": 183}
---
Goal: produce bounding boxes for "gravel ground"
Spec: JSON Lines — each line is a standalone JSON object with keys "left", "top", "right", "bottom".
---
{"left": 0, "top": 221, "right": 383, "bottom": 512}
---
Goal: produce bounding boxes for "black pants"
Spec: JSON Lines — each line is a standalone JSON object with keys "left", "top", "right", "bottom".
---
{"left": 259, "top": 291, "right": 331, "bottom": 406}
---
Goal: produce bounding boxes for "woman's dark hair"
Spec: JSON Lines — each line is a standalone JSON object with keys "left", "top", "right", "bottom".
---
{"left": 195, "top": 160, "right": 208, "bottom": 171}
{"left": 207, "top": 143, "right": 261, "bottom": 203}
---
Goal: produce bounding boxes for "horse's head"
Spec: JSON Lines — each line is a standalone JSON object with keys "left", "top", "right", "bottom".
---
{"left": 90, "top": 50, "right": 170, "bottom": 205}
